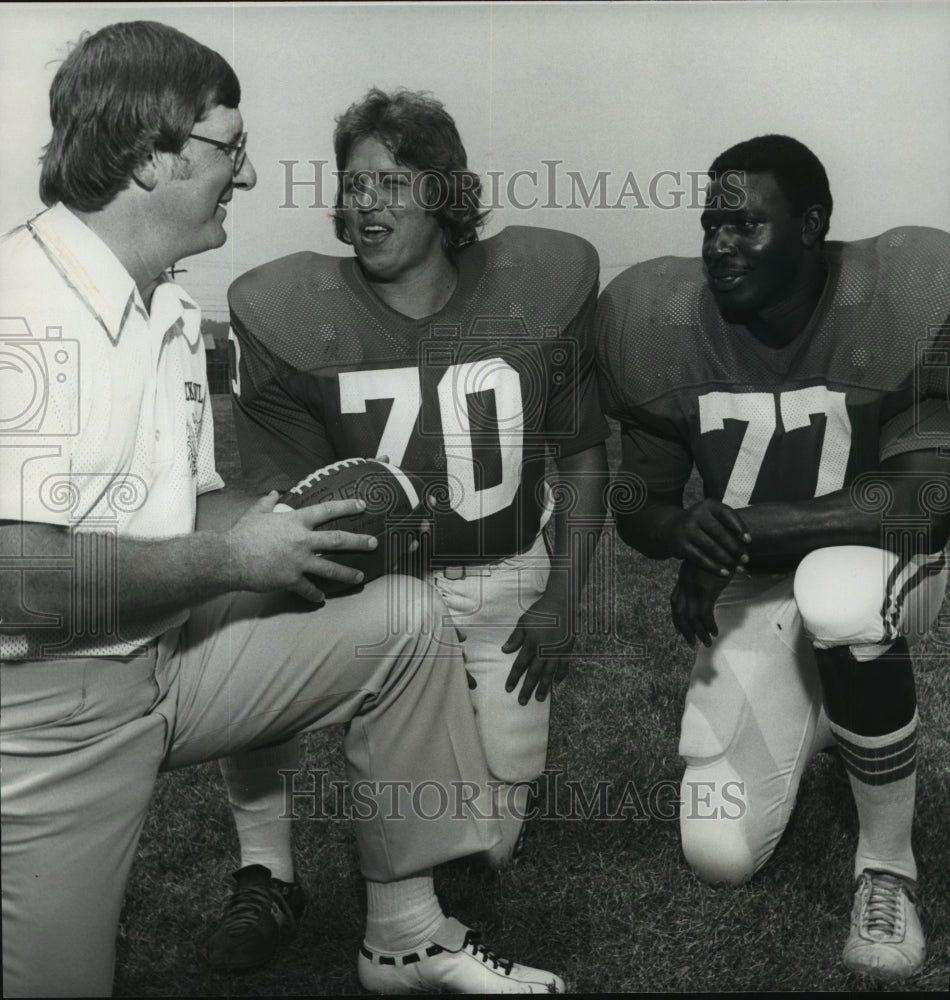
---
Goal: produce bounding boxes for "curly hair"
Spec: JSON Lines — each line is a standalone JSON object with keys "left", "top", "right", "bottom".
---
{"left": 40, "top": 21, "right": 240, "bottom": 212}
{"left": 708, "top": 134, "right": 833, "bottom": 240}
{"left": 332, "top": 88, "right": 487, "bottom": 255}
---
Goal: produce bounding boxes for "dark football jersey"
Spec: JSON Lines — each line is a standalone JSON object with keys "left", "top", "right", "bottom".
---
{"left": 229, "top": 226, "right": 608, "bottom": 562}
{"left": 597, "top": 227, "right": 950, "bottom": 506}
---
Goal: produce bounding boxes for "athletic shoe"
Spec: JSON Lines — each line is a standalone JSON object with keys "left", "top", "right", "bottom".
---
{"left": 202, "top": 864, "right": 306, "bottom": 972}
{"left": 357, "top": 916, "right": 565, "bottom": 993}
{"left": 842, "top": 868, "right": 925, "bottom": 981}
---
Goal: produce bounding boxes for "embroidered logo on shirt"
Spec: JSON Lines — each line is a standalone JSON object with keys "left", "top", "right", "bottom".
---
{"left": 183, "top": 381, "right": 205, "bottom": 403}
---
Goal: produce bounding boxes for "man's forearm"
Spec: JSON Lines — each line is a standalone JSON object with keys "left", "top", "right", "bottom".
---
{"left": 741, "top": 451, "right": 950, "bottom": 565}
{"left": 615, "top": 451, "right": 950, "bottom": 569}
{"left": 116, "top": 530, "right": 246, "bottom": 621}
{"left": 739, "top": 492, "right": 883, "bottom": 568}
{"left": 1, "top": 522, "right": 241, "bottom": 644}
{"left": 741, "top": 489, "right": 949, "bottom": 565}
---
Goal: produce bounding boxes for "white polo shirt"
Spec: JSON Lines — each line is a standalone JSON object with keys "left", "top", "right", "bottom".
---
{"left": 0, "top": 204, "right": 224, "bottom": 657}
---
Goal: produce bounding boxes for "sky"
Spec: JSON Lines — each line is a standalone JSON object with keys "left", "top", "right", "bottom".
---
{"left": 2, "top": 1, "right": 948, "bottom": 319}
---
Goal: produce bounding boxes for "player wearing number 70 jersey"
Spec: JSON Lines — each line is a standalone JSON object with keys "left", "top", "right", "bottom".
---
{"left": 207, "top": 89, "right": 608, "bottom": 980}
{"left": 596, "top": 134, "right": 950, "bottom": 983}
{"left": 228, "top": 225, "right": 603, "bottom": 567}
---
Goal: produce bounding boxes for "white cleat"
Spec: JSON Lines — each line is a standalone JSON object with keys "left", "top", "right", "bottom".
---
{"left": 842, "top": 869, "right": 925, "bottom": 982}
{"left": 358, "top": 916, "right": 565, "bottom": 993}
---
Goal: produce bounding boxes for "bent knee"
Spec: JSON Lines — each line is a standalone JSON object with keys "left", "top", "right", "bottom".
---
{"left": 679, "top": 769, "right": 764, "bottom": 885}
{"left": 680, "top": 816, "right": 757, "bottom": 885}
{"left": 793, "top": 546, "right": 887, "bottom": 647}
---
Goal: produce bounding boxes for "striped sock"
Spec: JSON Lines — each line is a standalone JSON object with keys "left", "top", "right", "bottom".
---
{"left": 829, "top": 712, "right": 918, "bottom": 882}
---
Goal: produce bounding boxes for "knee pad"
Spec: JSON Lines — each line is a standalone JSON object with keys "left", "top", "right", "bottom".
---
{"left": 679, "top": 774, "right": 756, "bottom": 886}
{"left": 793, "top": 546, "right": 888, "bottom": 649}
{"left": 681, "top": 823, "right": 756, "bottom": 886}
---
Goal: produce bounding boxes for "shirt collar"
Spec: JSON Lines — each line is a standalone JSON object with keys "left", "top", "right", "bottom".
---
{"left": 150, "top": 281, "right": 202, "bottom": 348}
{"left": 28, "top": 204, "right": 200, "bottom": 346}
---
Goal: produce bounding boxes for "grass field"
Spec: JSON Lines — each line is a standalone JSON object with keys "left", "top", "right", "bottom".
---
{"left": 112, "top": 398, "right": 950, "bottom": 995}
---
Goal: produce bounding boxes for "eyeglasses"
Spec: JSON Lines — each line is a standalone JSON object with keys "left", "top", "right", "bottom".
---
{"left": 187, "top": 131, "right": 248, "bottom": 174}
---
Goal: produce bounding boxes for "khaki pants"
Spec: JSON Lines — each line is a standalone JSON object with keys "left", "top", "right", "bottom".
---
{"left": 1, "top": 576, "right": 497, "bottom": 997}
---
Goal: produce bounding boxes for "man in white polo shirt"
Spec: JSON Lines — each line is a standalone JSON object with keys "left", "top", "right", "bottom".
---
{"left": 0, "top": 20, "right": 565, "bottom": 997}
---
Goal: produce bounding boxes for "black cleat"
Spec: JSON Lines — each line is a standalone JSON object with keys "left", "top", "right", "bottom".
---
{"left": 202, "top": 864, "right": 306, "bottom": 972}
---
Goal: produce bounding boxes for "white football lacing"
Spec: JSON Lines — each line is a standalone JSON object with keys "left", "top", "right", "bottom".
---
{"left": 288, "top": 457, "right": 368, "bottom": 496}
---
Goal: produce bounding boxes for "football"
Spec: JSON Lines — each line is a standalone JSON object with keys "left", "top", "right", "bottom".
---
{"left": 274, "top": 457, "right": 424, "bottom": 595}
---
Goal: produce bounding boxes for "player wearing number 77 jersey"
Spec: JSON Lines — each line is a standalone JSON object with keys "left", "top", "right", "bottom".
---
{"left": 596, "top": 134, "right": 950, "bottom": 983}
{"left": 208, "top": 89, "right": 608, "bottom": 979}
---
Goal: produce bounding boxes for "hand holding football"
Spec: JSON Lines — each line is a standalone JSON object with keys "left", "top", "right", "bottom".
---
{"left": 274, "top": 457, "right": 424, "bottom": 595}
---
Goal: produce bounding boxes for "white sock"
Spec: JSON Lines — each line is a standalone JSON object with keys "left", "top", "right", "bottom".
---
{"left": 364, "top": 872, "right": 445, "bottom": 953}
{"left": 829, "top": 713, "right": 918, "bottom": 882}
{"left": 219, "top": 737, "right": 300, "bottom": 883}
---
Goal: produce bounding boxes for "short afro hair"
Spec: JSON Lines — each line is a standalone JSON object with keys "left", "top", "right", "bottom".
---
{"left": 708, "top": 134, "right": 833, "bottom": 240}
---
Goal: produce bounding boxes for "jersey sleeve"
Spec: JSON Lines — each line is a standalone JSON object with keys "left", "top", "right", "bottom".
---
{"left": 595, "top": 268, "right": 694, "bottom": 493}
{"left": 228, "top": 287, "right": 335, "bottom": 493}
{"left": 594, "top": 274, "right": 630, "bottom": 423}
{"left": 879, "top": 316, "right": 950, "bottom": 460}
{"left": 543, "top": 282, "right": 610, "bottom": 458}
{"left": 617, "top": 416, "right": 695, "bottom": 494}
